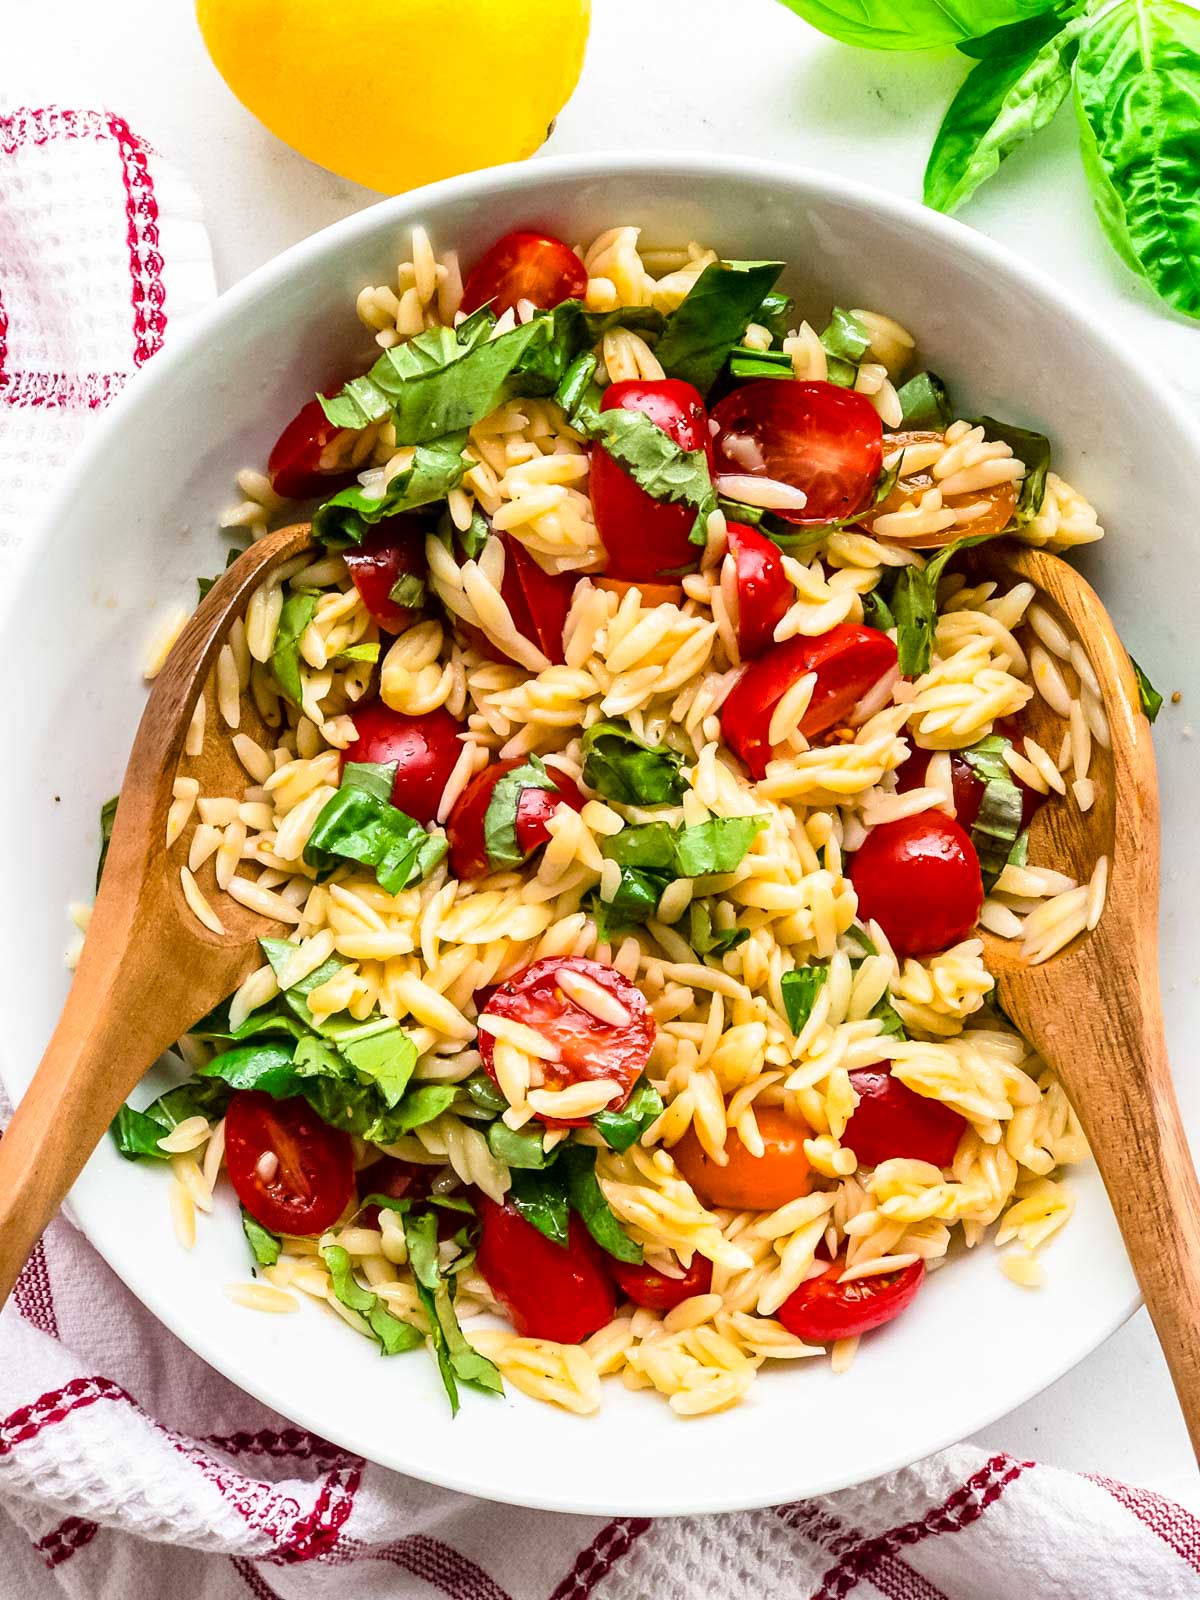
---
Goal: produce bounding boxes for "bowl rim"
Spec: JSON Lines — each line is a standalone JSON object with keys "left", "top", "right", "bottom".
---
{"left": 6, "top": 146, "right": 1178, "bottom": 1514}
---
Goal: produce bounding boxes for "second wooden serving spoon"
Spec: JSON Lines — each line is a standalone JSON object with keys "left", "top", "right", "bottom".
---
{"left": 0, "top": 522, "right": 314, "bottom": 1306}
{"left": 967, "top": 541, "right": 1200, "bottom": 1457}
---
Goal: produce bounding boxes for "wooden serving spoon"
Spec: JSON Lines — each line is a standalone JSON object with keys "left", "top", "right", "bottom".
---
{"left": 967, "top": 541, "right": 1200, "bottom": 1457}
{"left": 0, "top": 522, "right": 314, "bottom": 1306}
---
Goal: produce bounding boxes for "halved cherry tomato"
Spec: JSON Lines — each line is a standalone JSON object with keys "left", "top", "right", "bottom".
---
{"left": 355, "top": 1155, "right": 436, "bottom": 1229}
{"left": 343, "top": 517, "right": 426, "bottom": 633}
{"left": 725, "top": 521, "right": 790, "bottom": 658}
{"left": 224, "top": 1090, "right": 354, "bottom": 1236}
{"left": 477, "top": 956, "right": 655, "bottom": 1120}
{"left": 845, "top": 1069, "right": 965, "bottom": 1169}
{"left": 711, "top": 380, "right": 883, "bottom": 526}
{"left": 673, "top": 1107, "right": 812, "bottom": 1211}
{"left": 475, "top": 1197, "right": 616, "bottom": 1343}
{"left": 777, "top": 1256, "right": 924, "bottom": 1343}
{"left": 459, "top": 532, "right": 576, "bottom": 667}
{"left": 343, "top": 702, "right": 463, "bottom": 824}
{"left": 460, "top": 229, "right": 588, "bottom": 317}
{"left": 610, "top": 1252, "right": 713, "bottom": 1312}
{"left": 896, "top": 722, "right": 1042, "bottom": 834}
{"left": 267, "top": 396, "right": 356, "bottom": 501}
{"left": 862, "top": 429, "right": 1016, "bottom": 549}
{"left": 850, "top": 812, "right": 983, "bottom": 958}
{"left": 721, "top": 624, "right": 898, "bottom": 779}
{"left": 446, "top": 757, "right": 586, "bottom": 880}
{"left": 590, "top": 379, "right": 712, "bottom": 582}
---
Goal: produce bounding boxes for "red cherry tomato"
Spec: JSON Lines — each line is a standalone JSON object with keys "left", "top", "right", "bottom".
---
{"left": 477, "top": 957, "right": 655, "bottom": 1122}
{"left": 446, "top": 758, "right": 586, "bottom": 880}
{"left": 610, "top": 1252, "right": 713, "bottom": 1312}
{"left": 267, "top": 396, "right": 356, "bottom": 501}
{"left": 343, "top": 518, "right": 426, "bottom": 633}
{"left": 224, "top": 1090, "right": 354, "bottom": 1237}
{"left": 777, "top": 1256, "right": 924, "bottom": 1343}
{"left": 721, "top": 624, "right": 898, "bottom": 779}
{"left": 460, "top": 230, "right": 588, "bottom": 317}
{"left": 459, "top": 532, "right": 575, "bottom": 667}
{"left": 850, "top": 812, "right": 983, "bottom": 958}
{"left": 344, "top": 702, "right": 463, "bottom": 824}
{"left": 355, "top": 1155, "right": 436, "bottom": 1229}
{"left": 712, "top": 380, "right": 883, "bottom": 525}
{"left": 725, "top": 521, "right": 790, "bottom": 658}
{"left": 475, "top": 1197, "right": 616, "bottom": 1343}
{"left": 590, "top": 379, "right": 713, "bottom": 582}
{"left": 897, "top": 723, "right": 1043, "bottom": 834}
{"left": 845, "top": 1069, "right": 966, "bottom": 1168}
{"left": 672, "top": 1107, "right": 812, "bottom": 1211}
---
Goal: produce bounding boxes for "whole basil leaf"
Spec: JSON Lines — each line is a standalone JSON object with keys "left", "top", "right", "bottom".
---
{"left": 655, "top": 260, "right": 784, "bottom": 396}
{"left": 958, "top": 5, "right": 1078, "bottom": 57}
{"left": 1074, "top": 0, "right": 1200, "bottom": 318}
{"left": 318, "top": 312, "right": 498, "bottom": 430}
{"left": 772, "top": 0, "right": 1055, "bottom": 52}
{"left": 925, "top": 12, "right": 1087, "bottom": 215}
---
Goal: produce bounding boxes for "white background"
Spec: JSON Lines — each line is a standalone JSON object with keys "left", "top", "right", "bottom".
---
{"left": 7, "top": 0, "right": 1200, "bottom": 1513}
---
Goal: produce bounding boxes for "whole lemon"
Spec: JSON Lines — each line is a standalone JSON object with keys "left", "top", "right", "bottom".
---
{"left": 195, "top": 0, "right": 591, "bottom": 194}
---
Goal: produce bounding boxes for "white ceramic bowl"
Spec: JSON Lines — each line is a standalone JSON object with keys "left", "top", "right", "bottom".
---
{"left": 3, "top": 152, "right": 1197, "bottom": 1516}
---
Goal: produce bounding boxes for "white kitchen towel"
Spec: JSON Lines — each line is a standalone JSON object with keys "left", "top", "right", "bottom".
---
{"left": 2, "top": 101, "right": 1200, "bottom": 1600}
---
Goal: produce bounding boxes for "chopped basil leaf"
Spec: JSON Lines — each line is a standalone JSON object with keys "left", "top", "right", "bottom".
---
{"left": 960, "top": 734, "right": 1025, "bottom": 891}
{"left": 1131, "top": 655, "right": 1163, "bottom": 722}
{"left": 464, "top": 1072, "right": 509, "bottom": 1117}
{"left": 687, "top": 901, "right": 749, "bottom": 958}
{"left": 781, "top": 965, "right": 829, "bottom": 1034}
{"left": 714, "top": 496, "right": 825, "bottom": 551}
{"left": 451, "top": 504, "right": 491, "bottom": 560}
{"left": 313, "top": 434, "right": 469, "bottom": 548}
{"left": 862, "top": 589, "right": 896, "bottom": 632}
{"left": 318, "top": 314, "right": 500, "bottom": 431}
{"left": 593, "top": 1075, "right": 664, "bottom": 1151}
{"left": 654, "top": 259, "right": 784, "bottom": 396}
{"left": 481, "top": 755, "right": 559, "bottom": 871}
{"left": 303, "top": 761, "right": 447, "bottom": 893}
{"left": 596, "top": 816, "right": 767, "bottom": 933}
{"left": 555, "top": 354, "right": 717, "bottom": 545}
{"left": 819, "top": 307, "right": 872, "bottom": 387}
{"left": 333, "top": 643, "right": 380, "bottom": 665}
{"left": 388, "top": 573, "right": 427, "bottom": 610}
{"left": 871, "top": 993, "right": 908, "bottom": 1039}
{"left": 241, "top": 1208, "right": 281, "bottom": 1268}
{"left": 486, "top": 1120, "right": 552, "bottom": 1169}
{"left": 558, "top": 1145, "right": 642, "bottom": 1263}
{"left": 96, "top": 794, "right": 118, "bottom": 889}
{"left": 590, "top": 866, "right": 666, "bottom": 937}
{"left": 1007, "top": 828, "right": 1030, "bottom": 870}
{"left": 972, "top": 415, "right": 1051, "bottom": 522}
{"left": 109, "top": 1078, "right": 231, "bottom": 1161}
{"left": 508, "top": 1166, "right": 570, "bottom": 1243}
{"left": 197, "top": 543, "right": 247, "bottom": 600}
{"left": 890, "top": 534, "right": 999, "bottom": 677}
{"left": 580, "top": 720, "right": 686, "bottom": 807}
{"left": 200, "top": 1039, "right": 302, "bottom": 1096}
{"left": 403, "top": 1210, "right": 503, "bottom": 1412}
{"left": 754, "top": 289, "right": 796, "bottom": 340}
{"left": 672, "top": 815, "right": 768, "bottom": 876}
{"left": 321, "top": 1243, "right": 423, "bottom": 1356}
{"left": 270, "top": 591, "right": 318, "bottom": 706}
{"left": 894, "top": 371, "right": 953, "bottom": 431}
{"left": 727, "top": 348, "right": 794, "bottom": 381}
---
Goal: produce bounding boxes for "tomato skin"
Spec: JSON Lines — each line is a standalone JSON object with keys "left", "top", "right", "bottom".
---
{"left": 446, "top": 758, "right": 586, "bottom": 880}
{"left": 897, "top": 723, "right": 1043, "bottom": 834}
{"left": 850, "top": 812, "right": 983, "bottom": 958}
{"left": 267, "top": 397, "right": 356, "bottom": 500}
{"left": 845, "top": 1069, "right": 965, "bottom": 1168}
{"left": 725, "top": 522, "right": 790, "bottom": 658}
{"left": 673, "top": 1107, "right": 812, "bottom": 1211}
{"left": 478, "top": 956, "right": 655, "bottom": 1121}
{"left": 712, "top": 380, "right": 883, "bottom": 525}
{"left": 610, "top": 1253, "right": 713, "bottom": 1312}
{"left": 777, "top": 1257, "right": 924, "bottom": 1343}
{"left": 459, "top": 532, "right": 575, "bottom": 667}
{"left": 591, "top": 379, "right": 713, "bottom": 582}
{"left": 224, "top": 1091, "right": 354, "bottom": 1237}
{"left": 460, "top": 229, "right": 588, "bottom": 317}
{"left": 343, "top": 518, "right": 426, "bottom": 633}
{"left": 475, "top": 1197, "right": 617, "bottom": 1343}
{"left": 343, "top": 702, "right": 463, "bottom": 824}
{"left": 721, "top": 624, "right": 898, "bottom": 779}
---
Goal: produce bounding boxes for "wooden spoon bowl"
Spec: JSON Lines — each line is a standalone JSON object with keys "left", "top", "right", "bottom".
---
{"left": 0, "top": 522, "right": 314, "bottom": 1305}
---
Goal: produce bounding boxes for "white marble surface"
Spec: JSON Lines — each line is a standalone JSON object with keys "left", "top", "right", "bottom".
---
{"left": 8, "top": 0, "right": 1200, "bottom": 1513}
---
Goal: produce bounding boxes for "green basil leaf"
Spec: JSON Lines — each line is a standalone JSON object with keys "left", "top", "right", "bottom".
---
{"left": 655, "top": 260, "right": 784, "bottom": 396}
{"left": 403, "top": 1210, "right": 503, "bottom": 1411}
{"left": 925, "top": 14, "right": 1086, "bottom": 215}
{"left": 959, "top": 5, "right": 1077, "bottom": 57}
{"left": 891, "top": 564, "right": 939, "bottom": 677}
{"left": 972, "top": 416, "right": 1051, "bottom": 521}
{"left": 1130, "top": 654, "right": 1164, "bottom": 722}
{"left": 727, "top": 348, "right": 795, "bottom": 381}
{"left": 199, "top": 1039, "right": 304, "bottom": 1097}
{"left": 508, "top": 1167, "right": 570, "bottom": 1243}
{"left": 870, "top": 993, "right": 908, "bottom": 1039}
{"left": 671, "top": 816, "right": 768, "bottom": 876}
{"left": 558, "top": 1145, "right": 643, "bottom": 1263}
{"left": 109, "top": 1078, "right": 231, "bottom": 1161}
{"left": 780, "top": 965, "right": 829, "bottom": 1034}
{"left": 333, "top": 643, "right": 380, "bottom": 665}
{"left": 1075, "top": 0, "right": 1200, "bottom": 319}
{"left": 487, "top": 1120, "right": 552, "bottom": 1169}
{"left": 590, "top": 867, "right": 669, "bottom": 936}
{"left": 464, "top": 1072, "right": 509, "bottom": 1117}
{"left": 447, "top": 503, "right": 491, "bottom": 560}
{"left": 580, "top": 720, "right": 686, "bottom": 807}
{"left": 96, "top": 794, "right": 118, "bottom": 890}
{"left": 593, "top": 1075, "right": 664, "bottom": 1151}
{"left": 303, "top": 762, "right": 447, "bottom": 893}
{"left": 602, "top": 821, "right": 678, "bottom": 872}
{"left": 321, "top": 1243, "right": 424, "bottom": 1356}
{"left": 862, "top": 589, "right": 897, "bottom": 632}
{"left": 819, "top": 307, "right": 872, "bottom": 389}
{"left": 686, "top": 901, "right": 750, "bottom": 958}
{"left": 318, "top": 314, "right": 499, "bottom": 430}
{"left": 241, "top": 1208, "right": 281, "bottom": 1267}
{"left": 388, "top": 573, "right": 427, "bottom": 610}
{"left": 270, "top": 591, "right": 318, "bottom": 706}
{"left": 482, "top": 754, "right": 559, "bottom": 871}
{"left": 754, "top": 289, "right": 796, "bottom": 339}
{"left": 968, "top": 764, "right": 1025, "bottom": 892}
{"left": 313, "top": 434, "right": 469, "bottom": 548}
{"left": 894, "top": 371, "right": 953, "bottom": 431}
{"left": 773, "top": 0, "right": 1055, "bottom": 51}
